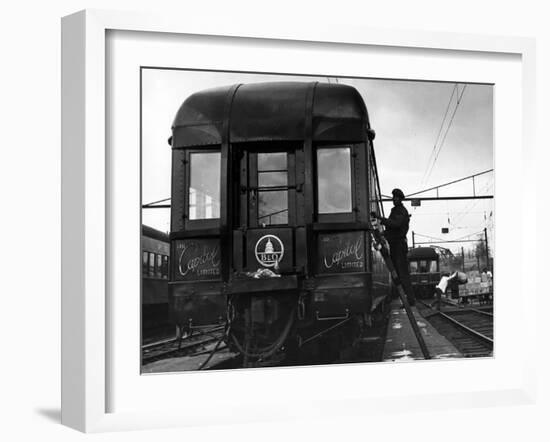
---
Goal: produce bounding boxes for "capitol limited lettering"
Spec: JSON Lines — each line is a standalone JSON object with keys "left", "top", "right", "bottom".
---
{"left": 323, "top": 238, "right": 364, "bottom": 269}
{"left": 178, "top": 243, "right": 220, "bottom": 277}
{"left": 255, "top": 235, "right": 285, "bottom": 268}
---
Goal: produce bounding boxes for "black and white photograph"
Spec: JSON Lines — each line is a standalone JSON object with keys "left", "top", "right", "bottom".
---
{"left": 140, "top": 69, "right": 494, "bottom": 372}
{"left": 4, "top": 0, "right": 548, "bottom": 438}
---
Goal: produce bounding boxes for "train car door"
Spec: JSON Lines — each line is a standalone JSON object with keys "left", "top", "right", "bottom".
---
{"left": 232, "top": 144, "right": 301, "bottom": 276}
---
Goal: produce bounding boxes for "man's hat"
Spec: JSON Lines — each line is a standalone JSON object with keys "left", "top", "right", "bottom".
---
{"left": 392, "top": 188, "right": 405, "bottom": 199}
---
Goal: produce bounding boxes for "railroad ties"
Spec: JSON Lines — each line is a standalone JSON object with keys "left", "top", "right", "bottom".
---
{"left": 141, "top": 325, "right": 240, "bottom": 371}
{"left": 382, "top": 296, "right": 493, "bottom": 360}
{"left": 417, "top": 299, "right": 493, "bottom": 357}
{"left": 141, "top": 297, "right": 493, "bottom": 370}
{"left": 424, "top": 310, "right": 493, "bottom": 357}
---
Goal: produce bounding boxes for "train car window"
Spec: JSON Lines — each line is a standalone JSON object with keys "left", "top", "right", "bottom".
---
{"left": 317, "top": 147, "right": 352, "bottom": 214}
{"left": 418, "top": 260, "right": 431, "bottom": 273}
{"left": 429, "top": 260, "right": 438, "bottom": 272}
{"left": 258, "top": 192, "right": 288, "bottom": 225}
{"left": 161, "top": 255, "right": 169, "bottom": 279}
{"left": 189, "top": 152, "right": 221, "bottom": 220}
{"left": 148, "top": 252, "right": 155, "bottom": 277}
{"left": 258, "top": 152, "right": 286, "bottom": 170}
{"left": 258, "top": 172, "right": 287, "bottom": 187}
{"left": 410, "top": 261, "right": 418, "bottom": 273}
{"left": 156, "top": 254, "right": 163, "bottom": 278}
{"left": 257, "top": 152, "right": 288, "bottom": 225}
{"left": 142, "top": 251, "right": 148, "bottom": 275}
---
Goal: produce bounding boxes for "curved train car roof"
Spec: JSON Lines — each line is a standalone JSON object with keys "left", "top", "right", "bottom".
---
{"left": 170, "top": 82, "right": 371, "bottom": 148}
{"left": 142, "top": 224, "right": 169, "bottom": 243}
{"left": 408, "top": 247, "right": 439, "bottom": 260}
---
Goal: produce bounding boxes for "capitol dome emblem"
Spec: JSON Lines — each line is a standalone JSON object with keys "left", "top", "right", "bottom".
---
{"left": 255, "top": 235, "right": 285, "bottom": 268}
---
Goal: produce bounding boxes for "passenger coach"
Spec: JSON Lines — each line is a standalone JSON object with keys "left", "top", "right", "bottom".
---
{"left": 408, "top": 246, "right": 441, "bottom": 299}
{"left": 141, "top": 225, "right": 169, "bottom": 332}
{"left": 168, "top": 82, "right": 390, "bottom": 358}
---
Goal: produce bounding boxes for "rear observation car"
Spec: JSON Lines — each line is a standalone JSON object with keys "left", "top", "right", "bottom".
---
{"left": 168, "top": 81, "right": 389, "bottom": 357}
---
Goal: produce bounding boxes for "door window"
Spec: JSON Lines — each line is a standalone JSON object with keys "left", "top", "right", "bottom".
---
{"left": 257, "top": 152, "right": 288, "bottom": 225}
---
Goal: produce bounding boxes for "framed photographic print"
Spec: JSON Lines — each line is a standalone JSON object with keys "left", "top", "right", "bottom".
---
{"left": 61, "top": 9, "right": 536, "bottom": 432}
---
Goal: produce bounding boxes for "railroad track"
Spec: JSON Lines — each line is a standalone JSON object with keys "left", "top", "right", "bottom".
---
{"left": 142, "top": 325, "right": 225, "bottom": 365}
{"left": 418, "top": 300, "right": 493, "bottom": 357}
{"left": 142, "top": 325, "right": 289, "bottom": 370}
{"left": 142, "top": 327, "right": 175, "bottom": 346}
{"left": 429, "top": 297, "right": 493, "bottom": 312}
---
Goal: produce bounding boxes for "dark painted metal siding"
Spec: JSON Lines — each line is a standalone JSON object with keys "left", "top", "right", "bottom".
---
{"left": 170, "top": 82, "right": 368, "bottom": 148}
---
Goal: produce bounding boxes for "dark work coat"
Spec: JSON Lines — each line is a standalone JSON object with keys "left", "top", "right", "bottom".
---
{"left": 381, "top": 203, "right": 415, "bottom": 305}
{"left": 381, "top": 204, "right": 410, "bottom": 243}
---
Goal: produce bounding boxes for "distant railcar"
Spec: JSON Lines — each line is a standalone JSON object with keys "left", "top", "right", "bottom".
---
{"left": 167, "top": 81, "right": 390, "bottom": 361}
{"left": 408, "top": 247, "right": 440, "bottom": 299}
{"left": 142, "top": 225, "right": 170, "bottom": 332}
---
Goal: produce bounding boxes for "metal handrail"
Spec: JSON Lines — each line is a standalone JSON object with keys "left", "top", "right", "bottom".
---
{"left": 258, "top": 208, "right": 289, "bottom": 224}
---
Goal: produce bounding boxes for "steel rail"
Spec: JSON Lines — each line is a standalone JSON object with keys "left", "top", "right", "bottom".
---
{"left": 464, "top": 307, "right": 493, "bottom": 317}
{"left": 142, "top": 331, "right": 224, "bottom": 364}
{"left": 142, "top": 336, "right": 177, "bottom": 350}
{"left": 437, "top": 311, "right": 493, "bottom": 345}
{"left": 142, "top": 324, "right": 225, "bottom": 350}
{"left": 436, "top": 297, "right": 493, "bottom": 316}
{"left": 436, "top": 297, "right": 493, "bottom": 314}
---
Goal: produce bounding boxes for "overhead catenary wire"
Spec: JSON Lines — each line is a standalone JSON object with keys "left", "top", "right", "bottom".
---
{"left": 423, "top": 84, "right": 468, "bottom": 185}
{"left": 440, "top": 186, "right": 493, "bottom": 246}
{"left": 408, "top": 169, "right": 493, "bottom": 198}
{"left": 421, "top": 83, "right": 458, "bottom": 184}
{"left": 413, "top": 228, "right": 487, "bottom": 245}
{"left": 414, "top": 232, "right": 449, "bottom": 243}
{"left": 412, "top": 210, "right": 492, "bottom": 216}
{"left": 426, "top": 85, "right": 467, "bottom": 181}
{"left": 452, "top": 229, "right": 486, "bottom": 242}
{"left": 451, "top": 181, "right": 494, "bottom": 227}
{"left": 447, "top": 180, "right": 494, "bottom": 223}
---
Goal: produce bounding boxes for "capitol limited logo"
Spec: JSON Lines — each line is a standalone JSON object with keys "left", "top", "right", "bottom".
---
{"left": 255, "top": 235, "right": 284, "bottom": 268}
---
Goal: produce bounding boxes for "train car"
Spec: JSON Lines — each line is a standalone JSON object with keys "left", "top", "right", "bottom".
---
{"left": 142, "top": 225, "right": 170, "bottom": 333}
{"left": 408, "top": 246, "right": 440, "bottom": 299}
{"left": 167, "top": 81, "right": 390, "bottom": 361}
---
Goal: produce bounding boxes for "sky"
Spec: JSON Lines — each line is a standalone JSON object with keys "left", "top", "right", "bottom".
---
{"left": 141, "top": 69, "right": 493, "bottom": 256}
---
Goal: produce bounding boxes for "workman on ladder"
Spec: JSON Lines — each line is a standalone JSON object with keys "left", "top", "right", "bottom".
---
{"left": 374, "top": 188, "right": 416, "bottom": 307}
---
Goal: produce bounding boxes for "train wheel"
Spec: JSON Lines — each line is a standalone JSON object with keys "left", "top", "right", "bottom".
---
{"left": 228, "top": 293, "right": 296, "bottom": 364}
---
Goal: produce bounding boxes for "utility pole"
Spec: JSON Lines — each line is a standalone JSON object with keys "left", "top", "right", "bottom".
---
{"left": 484, "top": 227, "right": 490, "bottom": 270}
{"left": 412, "top": 231, "right": 415, "bottom": 248}
{"left": 461, "top": 247, "right": 465, "bottom": 272}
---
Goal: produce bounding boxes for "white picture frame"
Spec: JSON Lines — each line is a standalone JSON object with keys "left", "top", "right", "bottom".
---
{"left": 61, "top": 9, "right": 537, "bottom": 433}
